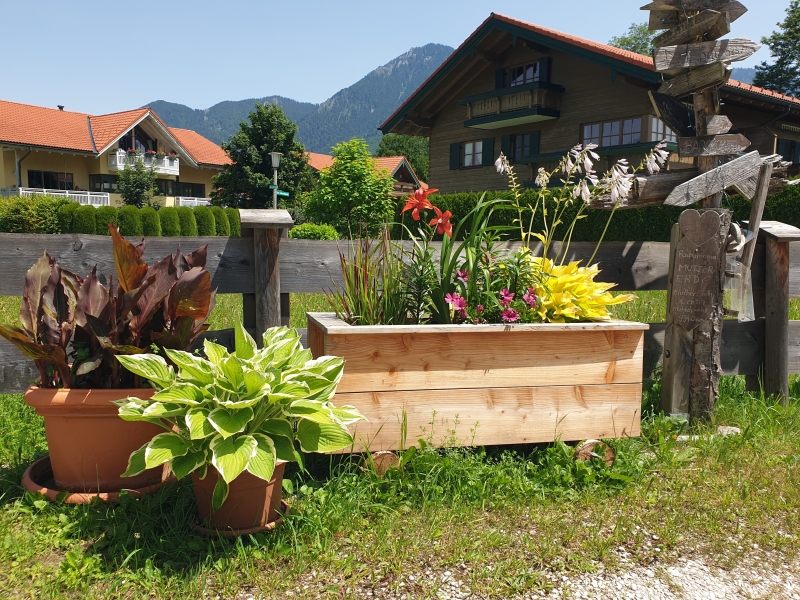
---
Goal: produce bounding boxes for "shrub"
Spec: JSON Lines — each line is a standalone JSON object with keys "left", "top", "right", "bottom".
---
{"left": 70, "top": 205, "right": 97, "bottom": 235}
{"left": 159, "top": 207, "right": 181, "bottom": 236}
{"left": 117, "top": 205, "right": 143, "bottom": 237}
{"left": 289, "top": 223, "right": 339, "bottom": 240}
{"left": 117, "top": 157, "right": 156, "bottom": 207}
{"left": 0, "top": 195, "right": 71, "bottom": 234}
{"left": 176, "top": 206, "right": 198, "bottom": 236}
{"left": 95, "top": 206, "right": 118, "bottom": 235}
{"left": 56, "top": 201, "right": 80, "bottom": 233}
{"left": 194, "top": 206, "right": 216, "bottom": 236}
{"left": 224, "top": 207, "right": 241, "bottom": 236}
{"left": 210, "top": 206, "right": 230, "bottom": 236}
{"left": 140, "top": 206, "right": 162, "bottom": 237}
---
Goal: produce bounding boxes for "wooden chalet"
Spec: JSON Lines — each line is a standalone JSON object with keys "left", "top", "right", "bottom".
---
{"left": 379, "top": 13, "right": 800, "bottom": 193}
{"left": 306, "top": 152, "right": 427, "bottom": 196}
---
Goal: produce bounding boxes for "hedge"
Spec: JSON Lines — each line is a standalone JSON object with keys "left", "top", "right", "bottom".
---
{"left": 118, "top": 205, "right": 143, "bottom": 237}
{"left": 140, "top": 206, "right": 162, "bottom": 237}
{"left": 225, "top": 207, "right": 241, "bottom": 237}
{"left": 0, "top": 194, "right": 71, "bottom": 234}
{"left": 289, "top": 223, "right": 339, "bottom": 240}
{"left": 194, "top": 206, "right": 215, "bottom": 236}
{"left": 57, "top": 201, "right": 80, "bottom": 233}
{"left": 159, "top": 207, "right": 181, "bottom": 236}
{"left": 176, "top": 206, "right": 198, "bottom": 236}
{"left": 95, "top": 206, "right": 118, "bottom": 236}
{"left": 211, "top": 206, "right": 230, "bottom": 236}
{"left": 71, "top": 205, "right": 97, "bottom": 235}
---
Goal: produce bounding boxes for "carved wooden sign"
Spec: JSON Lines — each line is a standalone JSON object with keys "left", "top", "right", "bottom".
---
{"left": 658, "top": 61, "right": 731, "bottom": 97}
{"left": 648, "top": 91, "right": 696, "bottom": 137}
{"left": 664, "top": 151, "right": 761, "bottom": 206}
{"left": 652, "top": 10, "right": 724, "bottom": 46}
{"left": 643, "top": 1, "right": 747, "bottom": 23}
{"left": 653, "top": 38, "right": 760, "bottom": 74}
{"left": 669, "top": 210, "right": 724, "bottom": 331}
{"left": 678, "top": 133, "right": 750, "bottom": 157}
{"left": 705, "top": 115, "right": 733, "bottom": 135}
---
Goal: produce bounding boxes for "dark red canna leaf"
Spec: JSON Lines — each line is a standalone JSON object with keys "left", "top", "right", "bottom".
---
{"left": 109, "top": 224, "right": 148, "bottom": 293}
{"left": 167, "top": 268, "right": 212, "bottom": 322}
{"left": 75, "top": 267, "right": 113, "bottom": 329}
{"left": 185, "top": 245, "right": 208, "bottom": 269}
{"left": 129, "top": 256, "right": 178, "bottom": 333}
{"left": 19, "top": 252, "right": 54, "bottom": 339}
{"left": 0, "top": 324, "right": 72, "bottom": 386}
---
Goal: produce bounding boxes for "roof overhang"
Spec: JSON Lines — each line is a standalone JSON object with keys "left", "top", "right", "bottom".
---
{"left": 0, "top": 142, "right": 96, "bottom": 157}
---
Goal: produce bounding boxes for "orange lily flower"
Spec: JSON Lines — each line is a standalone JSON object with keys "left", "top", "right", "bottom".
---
{"left": 429, "top": 206, "right": 453, "bottom": 238}
{"left": 401, "top": 187, "right": 439, "bottom": 221}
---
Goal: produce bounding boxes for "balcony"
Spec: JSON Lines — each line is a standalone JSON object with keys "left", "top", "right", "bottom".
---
{"left": 0, "top": 187, "right": 110, "bottom": 206}
{"left": 108, "top": 149, "right": 180, "bottom": 176}
{"left": 460, "top": 82, "right": 565, "bottom": 130}
{"left": 176, "top": 196, "right": 211, "bottom": 207}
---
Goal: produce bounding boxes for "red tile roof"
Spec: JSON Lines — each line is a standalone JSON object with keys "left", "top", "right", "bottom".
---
{"left": 0, "top": 100, "right": 94, "bottom": 152}
{"left": 89, "top": 108, "right": 149, "bottom": 151}
{"left": 168, "top": 127, "right": 231, "bottom": 167}
{"left": 381, "top": 13, "right": 800, "bottom": 131}
{"left": 306, "top": 152, "right": 427, "bottom": 187}
{"left": 306, "top": 152, "right": 334, "bottom": 171}
{"left": 373, "top": 156, "right": 405, "bottom": 174}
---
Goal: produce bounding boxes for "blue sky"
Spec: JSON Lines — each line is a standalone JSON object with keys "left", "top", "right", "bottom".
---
{"left": 4, "top": 0, "right": 790, "bottom": 115}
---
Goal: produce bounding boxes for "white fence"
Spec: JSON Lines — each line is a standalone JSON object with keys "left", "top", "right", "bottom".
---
{"left": 176, "top": 196, "right": 211, "bottom": 207}
{"left": 0, "top": 187, "right": 110, "bottom": 206}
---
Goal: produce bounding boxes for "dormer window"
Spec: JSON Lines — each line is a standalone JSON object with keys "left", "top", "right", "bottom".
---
{"left": 496, "top": 58, "right": 552, "bottom": 89}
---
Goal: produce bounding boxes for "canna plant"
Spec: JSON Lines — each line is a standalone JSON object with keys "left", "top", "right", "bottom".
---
{"left": 115, "top": 323, "right": 364, "bottom": 510}
{"left": 0, "top": 223, "right": 216, "bottom": 388}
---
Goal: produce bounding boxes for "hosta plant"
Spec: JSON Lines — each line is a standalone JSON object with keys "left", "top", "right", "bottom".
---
{"left": 115, "top": 323, "right": 364, "bottom": 510}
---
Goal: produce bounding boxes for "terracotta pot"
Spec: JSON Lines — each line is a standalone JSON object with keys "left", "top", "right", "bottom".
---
{"left": 24, "top": 386, "right": 164, "bottom": 493}
{"left": 192, "top": 461, "right": 286, "bottom": 534}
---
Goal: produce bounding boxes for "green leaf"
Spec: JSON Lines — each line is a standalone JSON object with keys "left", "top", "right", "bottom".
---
{"left": 116, "top": 354, "right": 174, "bottom": 387}
{"left": 329, "top": 404, "right": 366, "bottom": 426}
{"left": 170, "top": 450, "right": 208, "bottom": 480}
{"left": 203, "top": 339, "right": 229, "bottom": 365}
{"left": 296, "top": 420, "right": 354, "bottom": 453}
{"left": 270, "top": 382, "right": 311, "bottom": 401}
{"left": 234, "top": 321, "right": 256, "bottom": 360}
{"left": 121, "top": 444, "right": 148, "bottom": 477}
{"left": 220, "top": 356, "right": 245, "bottom": 389}
{"left": 142, "top": 402, "right": 186, "bottom": 418}
{"left": 164, "top": 349, "right": 214, "bottom": 385}
{"left": 210, "top": 435, "right": 258, "bottom": 483}
{"left": 246, "top": 434, "right": 277, "bottom": 481}
{"left": 144, "top": 432, "right": 191, "bottom": 469}
{"left": 304, "top": 356, "right": 345, "bottom": 382}
{"left": 262, "top": 418, "right": 294, "bottom": 441}
{"left": 212, "top": 476, "right": 229, "bottom": 511}
{"left": 152, "top": 383, "right": 205, "bottom": 404}
{"left": 117, "top": 398, "right": 150, "bottom": 422}
{"left": 285, "top": 399, "right": 336, "bottom": 424}
{"left": 242, "top": 368, "right": 269, "bottom": 396}
{"left": 186, "top": 408, "right": 216, "bottom": 440}
{"left": 271, "top": 434, "right": 300, "bottom": 463}
{"left": 207, "top": 406, "right": 254, "bottom": 439}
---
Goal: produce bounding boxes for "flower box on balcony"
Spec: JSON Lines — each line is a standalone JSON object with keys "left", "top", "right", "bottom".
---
{"left": 307, "top": 313, "right": 646, "bottom": 452}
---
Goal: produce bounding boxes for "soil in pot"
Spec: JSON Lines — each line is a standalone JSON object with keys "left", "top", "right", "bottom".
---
{"left": 24, "top": 387, "right": 164, "bottom": 493}
{"left": 192, "top": 462, "right": 287, "bottom": 535}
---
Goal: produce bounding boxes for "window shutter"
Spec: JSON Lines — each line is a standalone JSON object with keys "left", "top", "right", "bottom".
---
{"left": 778, "top": 139, "right": 792, "bottom": 162}
{"left": 495, "top": 69, "right": 505, "bottom": 90}
{"left": 531, "top": 130, "right": 541, "bottom": 155}
{"left": 501, "top": 135, "right": 511, "bottom": 158}
{"left": 482, "top": 137, "right": 495, "bottom": 167}
{"left": 449, "top": 143, "right": 461, "bottom": 170}
{"left": 794, "top": 142, "right": 800, "bottom": 166}
{"left": 539, "top": 57, "right": 552, "bottom": 83}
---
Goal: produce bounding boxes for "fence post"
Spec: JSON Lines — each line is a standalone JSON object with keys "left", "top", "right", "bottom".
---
{"left": 239, "top": 209, "right": 294, "bottom": 343}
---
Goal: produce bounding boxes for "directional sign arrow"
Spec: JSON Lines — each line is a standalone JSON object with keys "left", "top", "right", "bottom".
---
{"left": 276, "top": 190, "right": 290, "bottom": 198}
{"left": 664, "top": 151, "right": 762, "bottom": 206}
{"left": 678, "top": 133, "right": 751, "bottom": 158}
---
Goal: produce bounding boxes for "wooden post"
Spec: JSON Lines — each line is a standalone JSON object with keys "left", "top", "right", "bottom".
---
{"left": 239, "top": 209, "right": 294, "bottom": 344}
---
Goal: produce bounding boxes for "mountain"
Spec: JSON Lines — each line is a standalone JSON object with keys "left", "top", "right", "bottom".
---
{"left": 146, "top": 43, "right": 454, "bottom": 154}
{"left": 732, "top": 68, "right": 756, "bottom": 85}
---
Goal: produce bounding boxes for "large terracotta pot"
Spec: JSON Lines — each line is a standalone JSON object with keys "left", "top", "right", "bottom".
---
{"left": 24, "top": 386, "right": 163, "bottom": 493}
{"left": 192, "top": 461, "right": 287, "bottom": 535}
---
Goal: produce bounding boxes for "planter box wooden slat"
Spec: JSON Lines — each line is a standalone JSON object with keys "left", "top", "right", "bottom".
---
{"left": 308, "top": 313, "right": 648, "bottom": 453}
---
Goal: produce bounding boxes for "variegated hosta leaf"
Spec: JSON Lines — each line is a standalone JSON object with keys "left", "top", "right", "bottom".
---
{"left": 116, "top": 354, "right": 174, "bottom": 388}
{"left": 296, "top": 420, "right": 354, "bottom": 453}
{"left": 185, "top": 407, "right": 216, "bottom": 440}
{"left": 152, "top": 382, "right": 205, "bottom": 404}
{"left": 304, "top": 356, "right": 345, "bottom": 383}
{"left": 220, "top": 356, "right": 245, "bottom": 390}
{"left": 207, "top": 406, "right": 254, "bottom": 439}
{"left": 121, "top": 444, "right": 148, "bottom": 477}
{"left": 170, "top": 449, "right": 208, "bottom": 480}
{"left": 117, "top": 398, "right": 151, "bottom": 422}
{"left": 164, "top": 349, "right": 214, "bottom": 385}
{"left": 271, "top": 434, "right": 301, "bottom": 463}
{"left": 246, "top": 434, "right": 277, "bottom": 481}
{"left": 234, "top": 321, "right": 257, "bottom": 360}
{"left": 217, "top": 395, "right": 263, "bottom": 409}
{"left": 242, "top": 369, "right": 270, "bottom": 396}
{"left": 203, "top": 339, "right": 229, "bottom": 365}
{"left": 328, "top": 404, "right": 367, "bottom": 426}
{"left": 285, "top": 399, "right": 336, "bottom": 424}
{"left": 142, "top": 402, "right": 186, "bottom": 418}
{"left": 286, "top": 348, "right": 313, "bottom": 368}
{"left": 144, "top": 432, "right": 192, "bottom": 469}
{"left": 261, "top": 418, "right": 294, "bottom": 440}
{"left": 270, "top": 382, "right": 311, "bottom": 401}
{"left": 210, "top": 434, "right": 258, "bottom": 483}
{"left": 212, "top": 475, "right": 229, "bottom": 511}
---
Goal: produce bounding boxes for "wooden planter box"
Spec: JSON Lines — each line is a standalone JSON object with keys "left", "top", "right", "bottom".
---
{"left": 307, "top": 313, "right": 648, "bottom": 452}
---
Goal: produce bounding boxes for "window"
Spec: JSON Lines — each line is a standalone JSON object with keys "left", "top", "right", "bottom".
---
{"left": 176, "top": 182, "right": 206, "bottom": 198}
{"left": 28, "top": 170, "right": 73, "bottom": 190}
{"left": 622, "top": 118, "right": 642, "bottom": 145}
{"left": 651, "top": 118, "right": 677, "bottom": 143}
{"left": 582, "top": 117, "right": 644, "bottom": 147}
{"left": 507, "top": 61, "right": 541, "bottom": 87}
{"left": 583, "top": 123, "right": 600, "bottom": 146}
{"left": 510, "top": 133, "right": 532, "bottom": 161}
{"left": 89, "top": 174, "right": 119, "bottom": 193}
{"left": 462, "top": 140, "right": 483, "bottom": 167}
{"left": 601, "top": 121, "right": 620, "bottom": 146}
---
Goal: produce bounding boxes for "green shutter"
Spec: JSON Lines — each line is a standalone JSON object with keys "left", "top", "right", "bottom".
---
{"left": 482, "top": 138, "right": 495, "bottom": 167}
{"left": 539, "top": 57, "right": 552, "bottom": 83}
{"left": 449, "top": 143, "right": 461, "bottom": 170}
{"left": 531, "top": 130, "right": 541, "bottom": 155}
{"left": 495, "top": 69, "right": 505, "bottom": 90}
{"left": 794, "top": 142, "right": 800, "bottom": 166}
{"left": 778, "top": 139, "right": 792, "bottom": 163}
{"left": 501, "top": 135, "right": 511, "bottom": 158}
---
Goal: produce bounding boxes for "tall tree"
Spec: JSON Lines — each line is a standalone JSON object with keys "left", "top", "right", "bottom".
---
{"left": 117, "top": 158, "right": 156, "bottom": 208}
{"left": 376, "top": 134, "right": 430, "bottom": 181}
{"left": 608, "top": 23, "right": 657, "bottom": 56}
{"left": 211, "top": 103, "right": 312, "bottom": 209}
{"left": 753, "top": 0, "right": 800, "bottom": 97}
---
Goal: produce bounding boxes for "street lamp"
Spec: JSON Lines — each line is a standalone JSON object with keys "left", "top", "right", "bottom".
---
{"left": 268, "top": 151, "right": 283, "bottom": 209}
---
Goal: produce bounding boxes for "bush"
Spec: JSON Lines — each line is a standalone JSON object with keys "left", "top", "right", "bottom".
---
{"left": 140, "top": 206, "right": 162, "bottom": 237}
{"left": 176, "top": 206, "right": 198, "bottom": 236}
{"left": 95, "top": 206, "right": 118, "bottom": 235}
{"left": 159, "top": 207, "right": 181, "bottom": 236}
{"left": 71, "top": 205, "right": 97, "bottom": 235}
{"left": 210, "top": 206, "right": 230, "bottom": 236}
{"left": 224, "top": 207, "right": 241, "bottom": 237}
{"left": 194, "top": 206, "right": 216, "bottom": 236}
{"left": 118, "top": 205, "right": 143, "bottom": 237}
{"left": 0, "top": 195, "right": 71, "bottom": 234}
{"left": 289, "top": 223, "right": 339, "bottom": 240}
{"left": 57, "top": 201, "right": 80, "bottom": 233}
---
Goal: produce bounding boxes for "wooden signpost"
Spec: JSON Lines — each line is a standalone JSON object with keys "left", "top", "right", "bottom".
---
{"left": 649, "top": 91, "right": 696, "bottom": 137}
{"left": 705, "top": 115, "right": 733, "bottom": 135}
{"left": 652, "top": 10, "right": 726, "bottom": 47}
{"left": 658, "top": 62, "right": 732, "bottom": 97}
{"left": 664, "top": 151, "right": 761, "bottom": 206}
{"left": 678, "top": 133, "right": 750, "bottom": 157}
{"left": 644, "top": 1, "right": 747, "bottom": 22}
{"left": 653, "top": 37, "right": 760, "bottom": 74}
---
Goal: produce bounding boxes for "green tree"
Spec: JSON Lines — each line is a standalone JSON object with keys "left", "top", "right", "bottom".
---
{"left": 211, "top": 103, "right": 313, "bottom": 209}
{"left": 376, "top": 134, "right": 430, "bottom": 181}
{"left": 608, "top": 23, "right": 657, "bottom": 56}
{"left": 753, "top": 0, "right": 800, "bottom": 97}
{"left": 304, "top": 139, "right": 395, "bottom": 238}
{"left": 117, "top": 158, "right": 157, "bottom": 208}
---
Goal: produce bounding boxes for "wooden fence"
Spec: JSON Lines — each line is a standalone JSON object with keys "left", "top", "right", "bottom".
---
{"left": 0, "top": 211, "right": 797, "bottom": 396}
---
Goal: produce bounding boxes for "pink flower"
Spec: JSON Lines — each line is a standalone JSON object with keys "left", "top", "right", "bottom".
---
{"left": 476, "top": 305, "right": 484, "bottom": 314}
{"left": 501, "top": 308, "right": 519, "bottom": 323}
{"left": 500, "top": 288, "right": 514, "bottom": 307}
{"left": 523, "top": 289, "right": 537, "bottom": 308}
{"left": 445, "top": 292, "right": 467, "bottom": 319}
{"left": 456, "top": 269, "right": 469, "bottom": 283}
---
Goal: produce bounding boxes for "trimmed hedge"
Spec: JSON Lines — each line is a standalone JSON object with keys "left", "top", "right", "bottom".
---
{"left": 225, "top": 207, "right": 241, "bottom": 237}
{"left": 71, "top": 205, "right": 97, "bottom": 235}
{"left": 95, "top": 206, "right": 118, "bottom": 236}
{"left": 289, "top": 223, "right": 340, "bottom": 240}
{"left": 57, "top": 201, "right": 80, "bottom": 233}
{"left": 118, "top": 205, "right": 143, "bottom": 237}
{"left": 177, "top": 206, "right": 198, "bottom": 236}
{"left": 211, "top": 206, "right": 230, "bottom": 236}
{"left": 140, "top": 206, "right": 162, "bottom": 237}
{"left": 0, "top": 195, "right": 71, "bottom": 234}
{"left": 194, "top": 206, "right": 215, "bottom": 236}
{"left": 159, "top": 207, "right": 181, "bottom": 236}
